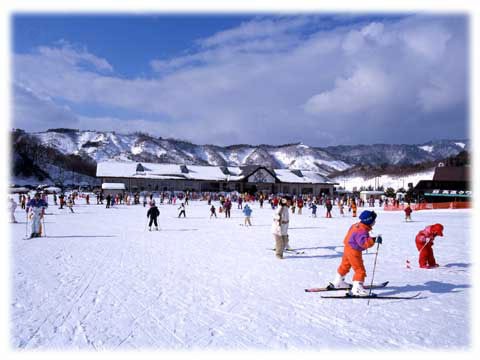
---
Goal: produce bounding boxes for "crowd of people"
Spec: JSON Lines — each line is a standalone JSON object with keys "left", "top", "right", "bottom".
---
{"left": 10, "top": 188, "right": 444, "bottom": 296}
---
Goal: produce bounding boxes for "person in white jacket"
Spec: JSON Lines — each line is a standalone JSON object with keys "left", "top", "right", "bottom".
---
{"left": 9, "top": 197, "right": 18, "bottom": 223}
{"left": 271, "top": 196, "right": 292, "bottom": 259}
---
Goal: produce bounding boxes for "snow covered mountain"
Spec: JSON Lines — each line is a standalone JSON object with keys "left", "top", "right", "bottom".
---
{"left": 10, "top": 128, "right": 468, "bottom": 186}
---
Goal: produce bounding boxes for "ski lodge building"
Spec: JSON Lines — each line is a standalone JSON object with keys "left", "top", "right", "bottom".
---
{"left": 96, "top": 161, "right": 338, "bottom": 196}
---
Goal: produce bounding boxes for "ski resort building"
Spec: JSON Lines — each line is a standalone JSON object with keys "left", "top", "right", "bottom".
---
{"left": 96, "top": 161, "right": 338, "bottom": 196}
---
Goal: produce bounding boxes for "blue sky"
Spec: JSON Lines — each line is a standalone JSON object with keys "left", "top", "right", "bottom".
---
{"left": 12, "top": 13, "right": 469, "bottom": 146}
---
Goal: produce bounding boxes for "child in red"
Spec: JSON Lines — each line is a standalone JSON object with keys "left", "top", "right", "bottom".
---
{"left": 404, "top": 203, "right": 412, "bottom": 221}
{"left": 415, "top": 223, "right": 444, "bottom": 268}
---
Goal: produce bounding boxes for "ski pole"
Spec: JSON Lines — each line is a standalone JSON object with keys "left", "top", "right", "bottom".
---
{"left": 368, "top": 241, "right": 381, "bottom": 305}
{"left": 42, "top": 216, "right": 47, "bottom": 237}
{"left": 25, "top": 210, "right": 29, "bottom": 238}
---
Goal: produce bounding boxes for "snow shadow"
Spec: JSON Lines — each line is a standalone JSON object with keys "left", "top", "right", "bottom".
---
{"left": 159, "top": 229, "right": 199, "bottom": 232}
{"left": 377, "top": 281, "right": 470, "bottom": 296}
{"left": 290, "top": 226, "right": 325, "bottom": 230}
{"left": 283, "top": 253, "right": 343, "bottom": 260}
{"left": 43, "top": 235, "right": 117, "bottom": 239}
{"left": 444, "top": 262, "right": 470, "bottom": 269}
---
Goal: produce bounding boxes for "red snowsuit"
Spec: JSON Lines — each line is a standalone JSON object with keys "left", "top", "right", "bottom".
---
{"left": 415, "top": 224, "right": 443, "bottom": 268}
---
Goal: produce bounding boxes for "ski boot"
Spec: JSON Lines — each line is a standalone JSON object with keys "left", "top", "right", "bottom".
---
{"left": 330, "top": 273, "right": 350, "bottom": 289}
{"left": 350, "top": 281, "right": 370, "bottom": 297}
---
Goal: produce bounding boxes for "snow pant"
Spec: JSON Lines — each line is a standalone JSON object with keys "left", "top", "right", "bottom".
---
{"left": 337, "top": 247, "right": 367, "bottom": 282}
{"left": 274, "top": 234, "right": 290, "bottom": 258}
{"left": 244, "top": 216, "right": 252, "bottom": 226}
{"left": 225, "top": 208, "right": 231, "bottom": 218}
{"left": 416, "top": 239, "right": 437, "bottom": 268}
{"left": 178, "top": 210, "right": 186, "bottom": 217}
{"left": 149, "top": 217, "right": 158, "bottom": 227}
{"left": 10, "top": 211, "right": 16, "bottom": 223}
{"left": 30, "top": 213, "right": 42, "bottom": 236}
{"left": 298, "top": 207, "right": 302, "bottom": 214}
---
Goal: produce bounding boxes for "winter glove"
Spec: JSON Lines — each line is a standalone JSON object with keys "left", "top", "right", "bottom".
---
{"left": 375, "top": 235, "right": 383, "bottom": 244}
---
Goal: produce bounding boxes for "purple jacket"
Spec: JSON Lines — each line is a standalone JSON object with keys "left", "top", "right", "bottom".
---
{"left": 343, "top": 223, "right": 375, "bottom": 252}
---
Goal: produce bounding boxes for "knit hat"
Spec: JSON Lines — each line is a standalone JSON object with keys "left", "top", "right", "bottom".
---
{"left": 431, "top": 223, "right": 444, "bottom": 236}
{"left": 359, "top": 210, "right": 377, "bottom": 225}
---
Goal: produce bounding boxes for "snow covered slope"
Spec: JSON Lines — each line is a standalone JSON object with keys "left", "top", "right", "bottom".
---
{"left": 10, "top": 197, "right": 471, "bottom": 350}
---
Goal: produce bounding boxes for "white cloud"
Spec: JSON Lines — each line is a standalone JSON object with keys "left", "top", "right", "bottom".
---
{"left": 12, "top": 15, "right": 468, "bottom": 146}
{"left": 303, "top": 67, "right": 392, "bottom": 114}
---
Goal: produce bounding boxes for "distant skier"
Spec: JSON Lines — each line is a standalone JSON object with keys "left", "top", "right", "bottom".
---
{"left": 53, "top": 192, "right": 58, "bottom": 206}
{"left": 147, "top": 201, "right": 160, "bottom": 231}
{"left": 271, "top": 196, "right": 291, "bottom": 259}
{"left": 415, "top": 223, "right": 444, "bottom": 268}
{"left": 26, "top": 192, "right": 48, "bottom": 238}
{"left": 224, "top": 197, "right": 232, "bottom": 218}
{"left": 350, "top": 199, "right": 357, "bottom": 217}
{"left": 178, "top": 202, "right": 186, "bottom": 218}
{"left": 9, "top": 197, "right": 18, "bottom": 223}
{"left": 310, "top": 202, "right": 317, "bottom": 218}
{"left": 325, "top": 198, "right": 333, "bottom": 218}
{"left": 242, "top": 204, "right": 253, "bottom": 226}
{"left": 58, "top": 193, "right": 65, "bottom": 209}
{"left": 330, "top": 210, "right": 382, "bottom": 296}
{"left": 210, "top": 205, "right": 217, "bottom": 219}
{"left": 404, "top": 203, "right": 413, "bottom": 222}
{"left": 297, "top": 197, "right": 304, "bottom": 215}
{"left": 66, "top": 196, "right": 75, "bottom": 213}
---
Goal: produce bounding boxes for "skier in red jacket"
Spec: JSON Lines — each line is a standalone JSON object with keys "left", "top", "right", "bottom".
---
{"left": 415, "top": 223, "right": 444, "bottom": 268}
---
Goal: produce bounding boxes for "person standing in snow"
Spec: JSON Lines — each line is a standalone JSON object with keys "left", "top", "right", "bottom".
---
{"left": 325, "top": 198, "right": 333, "bottom": 218}
{"left": 350, "top": 199, "right": 357, "bottom": 217}
{"left": 26, "top": 192, "right": 48, "bottom": 238}
{"left": 330, "top": 210, "right": 382, "bottom": 296}
{"left": 178, "top": 202, "right": 186, "bottom": 218}
{"left": 404, "top": 203, "right": 413, "bottom": 222}
{"left": 297, "top": 197, "right": 304, "bottom": 215}
{"left": 9, "top": 197, "right": 18, "bottom": 223}
{"left": 210, "top": 205, "right": 217, "bottom": 219}
{"left": 224, "top": 197, "right": 232, "bottom": 218}
{"left": 415, "top": 223, "right": 444, "bottom": 268}
{"left": 310, "top": 202, "right": 317, "bottom": 217}
{"left": 147, "top": 201, "right": 160, "bottom": 231}
{"left": 66, "top": 195, "right": 74, "bottom": 213}
{"left": 242, "top": 204, "right": 253, "bottom": 226}
{"left": 271, "top": 196, "right": 292, "bottom": 259}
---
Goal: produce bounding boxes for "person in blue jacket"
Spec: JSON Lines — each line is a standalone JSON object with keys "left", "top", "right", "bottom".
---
{"left": 242, "top": 204, "right": 253, "bottom": 226}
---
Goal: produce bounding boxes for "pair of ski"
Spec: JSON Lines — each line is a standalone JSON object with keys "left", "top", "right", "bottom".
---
{"left": 269, "top": 248, "right": 305, "bottom": 255}
{"left": 305, "top": 281, "right": 420, "bottom": 300}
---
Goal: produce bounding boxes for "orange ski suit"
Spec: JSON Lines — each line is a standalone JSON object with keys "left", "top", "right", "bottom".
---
{"left": 337, "top": 222, "right": 375, "bottom": 282}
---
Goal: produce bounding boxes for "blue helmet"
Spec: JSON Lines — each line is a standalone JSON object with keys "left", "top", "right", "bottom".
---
{"left": 359, "top": 210, "right": 377, "bottom": 225}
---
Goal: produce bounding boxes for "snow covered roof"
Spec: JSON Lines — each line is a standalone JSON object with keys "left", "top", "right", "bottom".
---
{"left": 96, "top": 161, "right": 336, "bottom": 184}
{"left": 102, "top": 183, "right": 126, "bottom": 190}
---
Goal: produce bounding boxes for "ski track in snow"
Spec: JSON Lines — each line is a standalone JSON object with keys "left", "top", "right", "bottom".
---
{"left": 10, "top": 198, "right": 471, "bottom": 350}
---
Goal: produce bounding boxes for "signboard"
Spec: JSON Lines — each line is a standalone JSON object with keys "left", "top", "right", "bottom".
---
{"left": 247, "top": 169, "right": 275, "bottom": 183}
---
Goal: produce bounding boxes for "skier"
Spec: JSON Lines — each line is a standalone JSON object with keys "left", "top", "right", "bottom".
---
{"left": 350, "top": 199, "right": 357, "bottom": 217}
{"left": 66, "top": 196, "right": 75, "bottom": 213}
{"left": 297, "top": 197, "right": 304, "bottom": 215}
{"left": 178, "top": 202, "right": 186, "bottom": 218}
{"left": 310, "top": 202, "right": 317, "bottom": 217}
{"left": 210, "top": 205, "right": 217, "bottom": 219}
{"left": 242, "top": 204, "right": 253, "bottom": 226}
{"left": 404, "top": 203, "right": 413, "bottom": 222}
{"left": 271, "top": 196, "right": 291, "bottom": 259}
{"left": 53, "top": 191, "right": 58, "bottom": 206}
{"left": 339, "top": 201, "right": 345, "bottom": 216}
{"left": 9, "top": 197, "right": 18, "bottom": 223}
{"left": 415, "top": 223, "right": 444, "bottom": 268}
{"left": 330, "top": 210, "right": 382, "bottom": 296}
{"left": 325, "top": 198, "right": 333, "bottom": 218}
{"left": 26, "top": 192, "right": 48, "bottom": 238}
{"left": 224, "top": 197, "right": 232, "bottom": 218}
{"left": 58, "top": 193, "right": 65, "bottom": 209}
{"left": 147, "top": 201, "right": 160, "bottom": 231}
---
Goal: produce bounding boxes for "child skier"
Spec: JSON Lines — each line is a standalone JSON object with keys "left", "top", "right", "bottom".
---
{"left": 242, "top": 204, "right": 253, "bottom": 226}
{"left": 404, "top": 203, "right": 413, "bottom": 222}
{"left": 330, "top": 210, "right": 382, "bottom": 296}
{"left": 26, "top": 192, "right": 48, "bottom": 238}
{"left": 415, "top": 223, "right": 443, "bottom": 268}
{"left": 325, "top": 198, "right": 333, "bottom": 218}
{"left": 147, "top": 201, "right": 160, "bottom": 231}
{"left": 210, "top": 205, "right": 217, "bottom": 219}
{"left": 178, "top": 202, "right": 186, "bottom": 218}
